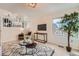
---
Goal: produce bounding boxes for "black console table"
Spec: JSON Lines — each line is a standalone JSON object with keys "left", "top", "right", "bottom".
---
{"left": 34, "top": 32, "right": 47, "bottom": 43}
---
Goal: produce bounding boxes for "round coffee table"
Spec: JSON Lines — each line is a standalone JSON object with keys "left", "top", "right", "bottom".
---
{"left": 19, "top": 42, "right": 37, "bottom": 55}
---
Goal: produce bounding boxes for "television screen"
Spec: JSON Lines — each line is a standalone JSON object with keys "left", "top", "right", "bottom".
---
{"left": 37, "top": 24, "right": 47, "bottom": 31}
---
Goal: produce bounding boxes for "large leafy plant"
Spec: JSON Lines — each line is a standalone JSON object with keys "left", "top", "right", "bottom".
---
{"left": 60, "top": 12, "right": 79, "bottom": 51}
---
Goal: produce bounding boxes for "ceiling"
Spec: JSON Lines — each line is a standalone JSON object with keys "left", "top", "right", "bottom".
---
{"left": 0, "top": 3, "right": 79, "bottom": 19}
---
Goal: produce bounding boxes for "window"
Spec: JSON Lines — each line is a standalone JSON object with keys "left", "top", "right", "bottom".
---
{"left": 3, "top": 18, "right": 12, "bottom": 27}
{"left": 3, "top": 17, "right": 23, "bottom": 27}
{"left": 53, "top": 18, "right": 62, "bottom": 29}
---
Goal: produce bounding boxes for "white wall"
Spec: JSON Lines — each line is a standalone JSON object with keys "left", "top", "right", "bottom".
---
{"left": 0, "top": 9, "right": 28, "bottom": 43}
{"left": 49, "top": 7, "right": 79, "bottom": 50}
{"left": 1, "top": 27, "right": 22, "bottom": 43}
{"left": 34, "top": 7, "right": 79, "bottom": 50}
{"left": 0, "top": 7, "right": 79, "bottom": 50}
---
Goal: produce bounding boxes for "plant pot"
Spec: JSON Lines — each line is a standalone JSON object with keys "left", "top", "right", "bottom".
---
{"left": 66, "top": 46, "right": 72, "bottom": 52}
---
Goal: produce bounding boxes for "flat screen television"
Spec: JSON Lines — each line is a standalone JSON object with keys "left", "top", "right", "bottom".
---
{"left": 37, "top": 24, "right": 47, "bottom": 31}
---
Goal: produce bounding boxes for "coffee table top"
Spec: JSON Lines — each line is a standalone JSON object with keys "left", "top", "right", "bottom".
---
{"left": 19, "top": 40, "right": 37, "bottom": 48}
{"left": 26, "top": 43, "right": 37, "bottom": 48}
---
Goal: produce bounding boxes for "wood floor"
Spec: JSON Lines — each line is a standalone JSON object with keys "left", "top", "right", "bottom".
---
{"left": 45, "top": 43, "right": 79, "bottom": 56}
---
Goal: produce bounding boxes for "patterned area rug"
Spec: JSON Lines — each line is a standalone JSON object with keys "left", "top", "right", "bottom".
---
{"left": 2, "top": 42, "right": 55, "bottom": 56}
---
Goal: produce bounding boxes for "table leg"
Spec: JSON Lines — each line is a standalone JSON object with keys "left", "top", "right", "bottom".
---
{"left": 19, "top": 46, "right": 27, "bottom": 55}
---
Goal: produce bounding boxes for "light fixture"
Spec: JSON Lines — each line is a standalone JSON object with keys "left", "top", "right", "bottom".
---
{"left": 28, "top": 3, "right": 37, "bottom": 8}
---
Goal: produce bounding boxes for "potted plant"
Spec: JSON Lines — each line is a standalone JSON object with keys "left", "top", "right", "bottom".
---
{"left": 60, "top": 12, "right": 79, "bottom": 52}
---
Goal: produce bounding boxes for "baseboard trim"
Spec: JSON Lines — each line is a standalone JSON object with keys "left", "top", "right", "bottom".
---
{"left": 47, "top": 42, "right": 65, "bottom": 48}
{"left": 47, "top": 42, "right": 79, "bottom": 51}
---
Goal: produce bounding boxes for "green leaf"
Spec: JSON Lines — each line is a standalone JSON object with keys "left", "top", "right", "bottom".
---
{"left": 60, "top": 12, "right": 79, "bottom": 35}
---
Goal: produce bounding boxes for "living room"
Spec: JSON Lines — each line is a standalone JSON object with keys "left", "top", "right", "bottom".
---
{"left": 0, "top": 3, "right": 79, "bottom": 56}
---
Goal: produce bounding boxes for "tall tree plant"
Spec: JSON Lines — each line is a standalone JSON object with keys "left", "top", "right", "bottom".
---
{"left": 60, "top": 12, "right": 79, "bottom": 52}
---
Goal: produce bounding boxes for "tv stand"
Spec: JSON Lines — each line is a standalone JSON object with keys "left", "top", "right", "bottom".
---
{"left": 34, "top": 32, "right": 47, "bottom": 43}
